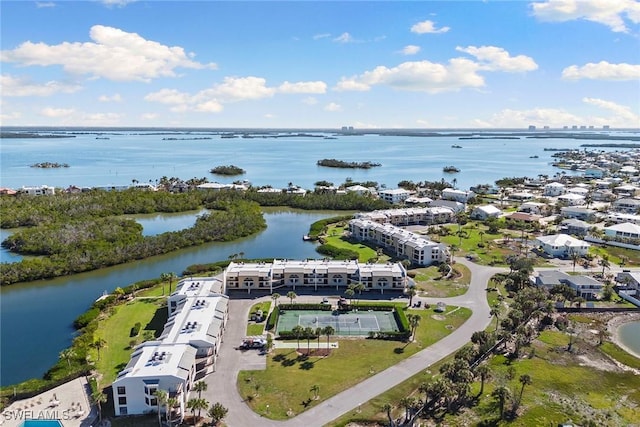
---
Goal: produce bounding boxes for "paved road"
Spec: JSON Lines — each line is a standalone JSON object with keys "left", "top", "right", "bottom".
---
{"left": 204, "top": 259, "right": 506, "bottom": 426}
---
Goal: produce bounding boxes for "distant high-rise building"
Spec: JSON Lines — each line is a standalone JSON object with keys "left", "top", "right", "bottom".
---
{"left": 528, "top": 125, "right": 536, "bottom": 131}
{"left": 603, "top": 125, "right": 610, "bottom": 130}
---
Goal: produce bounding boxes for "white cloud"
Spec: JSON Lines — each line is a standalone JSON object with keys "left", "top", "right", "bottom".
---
{"left": 531, "top": 0, "right": 640, "bottom": 33}
{"left": 141, "top": 113, "right": 158, "bottom": 120}
{"left": 40, "top": 107, "right": 75, "bottom": 118}
{"left": 336, "top": 46, "right": 536, "bottom": 93}
{"left": 313, "top": 33, "right": 331, "bottom": 40}
{"left": 324, "top": 102, "right": 342, "bottom": 112}
{"left": 333, "top": 32, "right": 355, "bottom": 43}
{"left": 302, "top": 97, "right": 318, "bottom": 105}
{"left": 36, "top": 2, "right": 55, "bottom": 8}
{"left": 562, "top": 61, "right": 640, "bottom": 80}
{"left": 1, "top": 74, "right": 82, "bottom": 97}
{"left": 400, "top": 45, "right": 421, "bottom": 55}
{"left": 101, "top": 0, "right": 137, "bottom": 7}
{"left": 335, "top": 58, "right": 485, "bottom": 93}
{"left": 98, "top": 93, "right": 122, "bottom": 102}
{"left": 264, "top": 113, "right": 276, "bottom": 119}
{"left": 145, "top": 76, "right": 276, "bottom": 113}
{"left": 0, "top": 25, "right": 217, "bottom": 82}
{"left": 410, "top": 20, "right": 450, "bottom": 34}
{"left": 583, "top": 97, "right": 640, "bottom": 122}
{"left": 278, "top": 81, "right": 327, "bottom": 94}
{"left": 476, "top": 99, "right": 640, "bottom": 128}
{"left": 456, "top": 46, "right": 538, "bottom": 72}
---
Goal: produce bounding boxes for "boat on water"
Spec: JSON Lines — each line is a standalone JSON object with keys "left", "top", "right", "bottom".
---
{"left": 451, "top": 144, "right": 462, "bottom": 148}
{"left": 443, "top": 166, "right": 460, "bottom": 173}
{"left": 529, "top": 155, "right": 539, "bottom": 158}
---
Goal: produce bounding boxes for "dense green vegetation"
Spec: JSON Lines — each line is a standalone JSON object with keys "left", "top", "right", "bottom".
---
{"left": 0, "top": 192, "right": 266, "bottom": 285}
{"left": 210, "top": 164, "right": 245, "bottom": 175}
{"left": 316, "top": 158, "right": 382, "bottom": 169}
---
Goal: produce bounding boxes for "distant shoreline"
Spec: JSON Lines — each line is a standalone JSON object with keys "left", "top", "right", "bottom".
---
{"left": 608, "top": 312, "right": 640, "bottom": 359}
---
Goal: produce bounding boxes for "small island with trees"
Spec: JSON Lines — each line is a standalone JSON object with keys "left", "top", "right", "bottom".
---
{"left": 443, "top": 165, "right": 460, "bottom": 173}
{"left": 210, "top": 165, "right": 246, "bottom": 176}
{"left": 317, "top": 159, "right": 381, "bottom": 169}
{"left": 30, "top": 162, "right": 70, "bottom": 168}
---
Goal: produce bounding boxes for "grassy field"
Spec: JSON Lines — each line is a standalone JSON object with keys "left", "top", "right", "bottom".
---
{"left": 411, "top": 263, "right": 471, "bottom": 298}
{"left": 246, "top": 301, "right": 272, "bottom": 335}
{"left": 237, "top": 305, "right": 471, "bottom": 419}
{"left": 323, "top": 225, "right": 388, "bottom": 262}
{"left": 92, "top": 297, "right": 167, "bottom": 385}
{"left": 329, "top": 329, "right": 640, "bottom": 427}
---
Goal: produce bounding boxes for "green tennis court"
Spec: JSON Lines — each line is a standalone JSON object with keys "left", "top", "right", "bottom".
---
{"left": 276, "top": 309, "right": 400, "bottom": 336}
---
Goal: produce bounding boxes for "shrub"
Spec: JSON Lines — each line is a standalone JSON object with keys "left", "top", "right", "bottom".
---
{"left": 266, "top": 306, "right": 279, "bottom": 331}
{"left": 73, "top": 307, "right": 100, "bottom": 329}
{"left": 316, "top": 244, "right": 359, "bottom": 260}
{"left": 130, "top": 322, "right": 142, "bottom": 337}
{"left": 278, "top": 303, "right": 332, "bottom": 311}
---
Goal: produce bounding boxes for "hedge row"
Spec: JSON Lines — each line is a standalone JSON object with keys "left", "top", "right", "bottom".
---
{"left": 278, "top": 330, "right": 321, "bottom": 340}
{"left": 278, "top": 303, "right": 332, "bottom": 311}
{"left": 368, "top": 331, "right": 411, "bottom": 341}
{"left": 266, "top": 306, "right": 279, "bottom": 331}
{"left": 338, "top": 303, "right": 395, "bottom": 312}
{"left": 394, "top": 307, "right": 410, "bottom": 333}
{"left": 315, "top": 244, "right": 359, "bottom": 260}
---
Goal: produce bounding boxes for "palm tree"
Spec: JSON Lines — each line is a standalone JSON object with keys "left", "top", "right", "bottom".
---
{"left": 286, "top": 290, "right": 297, "bottom": 304}
{"left": 569, "top": 249, "right": 580, "bottom": 272}
{"left": 271, "top": 292, "right": 281, "bottom": 307}
{"left": 310, "top": 384, "right": 320, "bottom": 400}
{"left": 407, "top": 314, "right": 421, "bottom": 340}
{"left": 208, "top": 402, "right": 228, "bottom": 426}
{"left": 154, "top": 390, "right": 169, "bottom": 427}
{"left": 304, "top": 326, "right": 314, "bottom": 353}
{"left": 315, "top": 327, "right": 323, "bottom": 349}
{"left": 382, "top": 403, "right": 396, "bottom": 427}
{"left": 489, "top": 305, "right": 501, "bottom": 332}
{"left": 406, "top": 287, "right": 417, "bottom": 307}
{"left": 475, "top": 364, "right": 491, "bottom": 395}
{"left": 166, "top": 397, "right": 179, "bottom": 425}
{"left": 479, "top": 230, "right": 485, "bottom": 244}
{"left": 92, "top": 338, "right": 106, "bottom": 361}
{"left": 399, "top": 396, "right": 416, "bottom": 422}
{"left": 518, "top": 374, "right": 532, "bottom": 403}
{"left": 92, "top": 389, "right": 107, "bottom": 423}
{"left": 572, "top": 296, "right": 586, "bottom": 309}
{"left": 323, "top": 325, "right": 335, "bottom": 349}
{"left": 160, "top": 272, "right": 177, "bottom": 295}
{"left": 59, "top": 348, "right": 76, "bottom": 368}
{"left": 291, "top": 325, "right": 304, "bottom": 349}
{"left": 344, "top": 287, "right": 355, "bottom": 305}
{"left": 599, "top": 254, "right": 610, "bottom": 276}
{"left": 187, "top": 398, "right": 209, "bottom": 425}
{"left": 113, "top": 286, "right": 125, "bottom": 300}
{"left": 491, "top": 386, "right": 511, "bottom": 420}
{"left": 194, "top": 380, "right": 207, "bottom": 399}
{"left": 354, "top": 282, "right": 365, "bottom": 305}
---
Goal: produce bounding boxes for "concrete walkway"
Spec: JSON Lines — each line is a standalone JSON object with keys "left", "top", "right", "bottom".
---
{"left": 204, "top": 258, "right": 505, "bottom": 427}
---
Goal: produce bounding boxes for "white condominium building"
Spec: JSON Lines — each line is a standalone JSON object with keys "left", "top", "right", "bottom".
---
{"left": 112, "top": 278, "right": 228, "bottom": 421}
{"left": 223, "top": 259, "right": 408, "bottom": 293}
{"left": 349, "top": 218, "right": 448, "bottom": 266}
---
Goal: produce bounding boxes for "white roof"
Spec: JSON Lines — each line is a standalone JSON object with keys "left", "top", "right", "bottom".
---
{"left": 474, "top": 205, "right": 501, "bottom": 214}
{"left": 557, "top": 193, "right": 585, "bottom": 200}
{"left": 605, "top": 222, "right": 640, "bottom": 234}
{"left": 545, "top": 182, "right": 565, "bottom": 188}
{"left": 118, "top": 342, "right": 196, "bottom": 380}
{"left": 536, "top": 234, "right": 590, "bottom": 248}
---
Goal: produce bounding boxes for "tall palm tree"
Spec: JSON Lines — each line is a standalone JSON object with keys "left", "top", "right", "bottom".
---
{"left": 344, "top": 287, "right": 355, "bottom": 305}
{"left": 193, "top": 380, "right": 207, "bottom": 399}
{"left": 166, "top": 397, "right": 179, "bottom": 425}
{"left": 315, "top": 327, "right": 323, "bottom": 349}
{"left": 406, "top": 287, "right": 417, "bottom": 307}
{"left": 92, "top": 389, "right": 107, "bottom": 423}
{"left": 187, "top": 398, "right": 208, "bottom": 425}
{"left": 491, "top": 386, "right": 511, "bottom": 420}
{"left": 407, "top": 314, "right": 421, "bottom": 340}
{"left": 323, "top": 325, "right": 335, "bottom": 349}
{"left": 475, "top": 364, "right": 491, "bottom": 395}
{"left": 599, "top": 254, "right": 610, "bottom": 276}
{"left": 490, "top": 305, "right": 501, "bottom": 332}
{"left": 92, "top": 338, "right": 106, "bottom": 361}
{"left": 271, "top": 292, "right": 281, "bottom": 307}
{"left": 399, "top": 396, "right": 415, "bottom": 422}
{"left": 291, "top": 325, "right": 304, "bottom": 349}
{"left": 304, "top": 326, "right": 314, "bottom": 353}
{"left": 286, "top": 291, "right": 297, "bottom": 304}
{"left": 59, "top": 348, "right": 76, "bottom": 368}
{"left": 310, "top": 384, "right": 320, "bottom": 400}
{"left": 518, "top": 374, "right": 532, "bottom": 403}
{"left": 160, "top": 272, "right": 177, "bottom": 295}
{"left": 154, "top": 390, "right": 169, "bottom": 427}
{"left": 382, "top": 403, "right": 396, "bottom": 427}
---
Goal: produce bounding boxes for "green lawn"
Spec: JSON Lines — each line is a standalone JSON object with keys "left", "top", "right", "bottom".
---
{"left": 323, "top": 225, "right": 383, "bottom": 262}
{"left": 237, "top": 306, "right": 471, "bottom": 419}
{"left": 411, "top": 264, "right": 471, "bottom": 298}
{"left": 246, "top": 301, "right": 272, "bottom": 335}
{"left": 93, "top": 297, "right": 167, "bottom": 385}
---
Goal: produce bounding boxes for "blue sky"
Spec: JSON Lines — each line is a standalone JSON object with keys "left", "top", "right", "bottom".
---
{"left": 1, "top": 0, "right": 639, "bottom": 129}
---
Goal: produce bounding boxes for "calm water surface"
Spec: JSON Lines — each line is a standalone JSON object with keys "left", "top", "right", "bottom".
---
{"left": 618, "top": 321, "right": 640, "bottom": 358}
{"left": 0, "top": 209, "right": 342, "bottom": 386}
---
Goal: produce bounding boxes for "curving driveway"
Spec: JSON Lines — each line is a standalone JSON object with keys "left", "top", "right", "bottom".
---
{"left": 203, "top": 259, "right": 505, "bottom": 426}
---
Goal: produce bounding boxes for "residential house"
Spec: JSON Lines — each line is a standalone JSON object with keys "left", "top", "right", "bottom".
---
{"left": 560, "top": 206, "right": 597, "bottom": 222}
{"left": 606, "top": 212, "right": 640, "bottom": 225}
{"left": 19, "top": 185, "right": 55, "bottom": 196}
{"left": 543, "top": 182, "right": 566, "bottom": 196}
{"left": 345, "top": 185, "right": 374, "bottom": 196}
{"left": 612, "top": 198, "right": 640, "bottom": 214}
{"left": 518, "top": 202, "right": 549, "bottom": 216}
{"left": 557, "top": 193, "right": 585, "bottom": 206}
{"left": 533, "top": 270, "right": 603, "bottom": 300}
{"left": 470, "top": 204, "right": 502, "bottom": 220}
{"left": 429, "top": 199, "right": 465, "bottom": 213}
{"left": 505, "top": 212, "right": 541, "bottom": 226}
{"left": 604, "top": 222, "right": 640, "bottom": 241}
{"left": 441, "top": 188, "right": 475, "bottom": 203}
{"left": 560, "top": 218, "right": 592, "bottom": 237}
{"left": 534, "top": 234, "right": 590, "bottom": 258}
{"left": 378, "top": 188, "right": 412, "bottom": 204}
